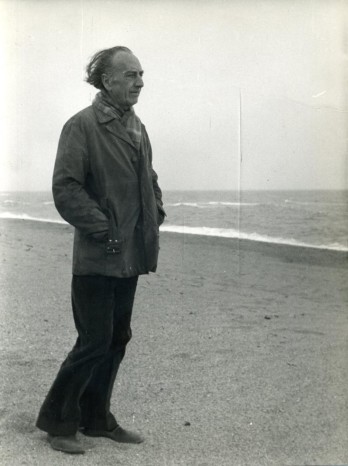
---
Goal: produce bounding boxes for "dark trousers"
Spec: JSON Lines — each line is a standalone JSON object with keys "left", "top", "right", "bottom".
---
{"left": 36, "top": 274, "right": 138, "bottom": 436}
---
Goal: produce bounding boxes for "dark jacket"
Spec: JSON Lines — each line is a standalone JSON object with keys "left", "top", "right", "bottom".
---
{"left": 52, "top": 102, "right": 165, "bottom": 277}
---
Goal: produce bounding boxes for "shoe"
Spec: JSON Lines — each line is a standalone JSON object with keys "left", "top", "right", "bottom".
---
{"left": 47, "top": 434, "right": 85, "bottom": 454}
{"left": 82, "top": 425, "right": 144, "bottom": 444}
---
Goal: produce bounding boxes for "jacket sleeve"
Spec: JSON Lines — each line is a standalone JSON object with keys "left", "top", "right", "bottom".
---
{"left": 143, "top": 127, "right": 166, "bottom": 223}
{"left": 52, "top": 116, "right": 109, "bottom": 239}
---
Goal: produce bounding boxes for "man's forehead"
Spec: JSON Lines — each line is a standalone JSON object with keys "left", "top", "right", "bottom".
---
{"left": 111, "top": 52, "right": 143, "bottom": 71}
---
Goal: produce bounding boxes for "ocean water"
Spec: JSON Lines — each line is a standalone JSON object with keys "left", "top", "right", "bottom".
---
{"left": 0, "top": 190, "right": 347, "bottom": 251}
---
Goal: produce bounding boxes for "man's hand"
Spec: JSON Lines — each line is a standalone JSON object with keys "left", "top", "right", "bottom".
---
{"left": 157, "top": 205, "right": 166, "bottom": 226}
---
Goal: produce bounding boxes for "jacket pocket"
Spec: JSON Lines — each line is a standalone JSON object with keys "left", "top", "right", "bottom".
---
{"left": 105, "top": 198, "right": 125, "bottom": 255}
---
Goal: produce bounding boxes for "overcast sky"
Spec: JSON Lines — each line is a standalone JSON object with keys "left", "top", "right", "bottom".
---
{"left": 0, "top": 0, "right": 347, "bottom": 191}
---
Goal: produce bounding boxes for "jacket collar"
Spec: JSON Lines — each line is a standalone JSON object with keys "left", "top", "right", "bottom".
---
{"left": 92, "top": 100, "right": 137, "bottom": 149}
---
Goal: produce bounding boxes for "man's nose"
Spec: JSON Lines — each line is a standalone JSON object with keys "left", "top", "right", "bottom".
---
{"left": 135, "top": 75, "right": 144, "bottom": 87}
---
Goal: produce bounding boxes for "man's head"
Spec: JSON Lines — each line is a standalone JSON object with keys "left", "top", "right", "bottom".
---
{"left": 86, "top": 46, "right": 144, "bottom": 110}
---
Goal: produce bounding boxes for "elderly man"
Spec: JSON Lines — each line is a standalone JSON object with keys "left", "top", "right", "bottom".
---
{"left": 36, "top": 46, "right": 165, "bottom": 454}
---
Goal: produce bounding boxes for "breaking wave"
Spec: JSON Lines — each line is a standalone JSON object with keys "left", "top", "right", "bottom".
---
{"left": 160, "top": 224, "right": 348, "bottom": 252}
{"left": 0, "top": 212, "right": 66, "bottom": 224}
{"left": 166, "top": 201, "right": 258, "bottom": 208}
{"left": 1, "top": 213, "right": 347, "bottom": 252}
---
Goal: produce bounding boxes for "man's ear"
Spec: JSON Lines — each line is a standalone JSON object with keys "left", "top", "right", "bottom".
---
{"left": 102, "top": 73, "right": 111, "bottom": 91}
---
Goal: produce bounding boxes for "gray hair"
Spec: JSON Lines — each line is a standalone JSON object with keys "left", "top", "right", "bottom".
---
{"left": 85, "top": 46, "right": 132, "bottom": 90}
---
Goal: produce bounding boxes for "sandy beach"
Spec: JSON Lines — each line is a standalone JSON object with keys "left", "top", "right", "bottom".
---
{"left": 0, "top": 218, "right": 347, "bottom": 466}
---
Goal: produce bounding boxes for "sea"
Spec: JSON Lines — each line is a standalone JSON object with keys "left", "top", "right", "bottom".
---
{"left": 0, "top": 190, "right": 347, "bottom": 252}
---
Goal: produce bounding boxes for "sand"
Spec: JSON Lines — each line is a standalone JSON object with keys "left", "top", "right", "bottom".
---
{"left": 0, "top": 218, "right": 347, "bottom": 466}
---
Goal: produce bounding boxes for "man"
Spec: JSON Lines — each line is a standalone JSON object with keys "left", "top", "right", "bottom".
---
{"left": 36, "top": 46, "right": 165, "bottom": 455}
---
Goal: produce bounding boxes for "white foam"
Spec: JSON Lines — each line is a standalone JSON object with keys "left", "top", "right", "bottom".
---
{"left": 1, "top": 213, "right": 346, "bottom": 252}
{"left": 3, "top": 199, "right": 30, "bottom": 205}
{"left": 285, "top": 199, "right": 346, "bottom": 207}
{"left": 207, "top": 201, "right": 258, "bottom": 207}
{"left": 167, "top": 202, "right": 201, "bottom": 207}
{"left": 0, "top": 212, "right": 66, "bottom": 224}
{"left": 166, "top": 201, "right": 258, "bottom": 208}
{"left": 160, "top": 224, "right": 348, "bottom": 252}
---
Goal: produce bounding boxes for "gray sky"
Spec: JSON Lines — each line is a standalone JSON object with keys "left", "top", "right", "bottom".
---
{"left": 0, "top": 0, "right": 347, "bottom": 191}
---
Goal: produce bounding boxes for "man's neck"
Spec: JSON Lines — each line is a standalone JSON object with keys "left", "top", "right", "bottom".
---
{"left": 102, "top": 91, "right": 130, "bottom": 115}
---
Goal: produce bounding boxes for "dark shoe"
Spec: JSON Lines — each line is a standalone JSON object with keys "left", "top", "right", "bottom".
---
{"left": 47, "top": 434, "right": 85, "bottom": 454}
{"left": 82, "top": 425, "right": 144, "bottom": 444}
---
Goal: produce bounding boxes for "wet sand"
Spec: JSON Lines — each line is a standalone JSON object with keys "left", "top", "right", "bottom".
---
{"left": 0, "top": 218, "right": 347, "bottom": 466}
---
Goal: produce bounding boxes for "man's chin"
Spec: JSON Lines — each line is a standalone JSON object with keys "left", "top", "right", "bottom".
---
{"left": 128, "top": 95, "right": 140, "bottom": 105}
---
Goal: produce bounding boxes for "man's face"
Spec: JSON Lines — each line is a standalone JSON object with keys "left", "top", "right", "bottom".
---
{"left": 103, "top": 52, "right": 144, "bottom": 110}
